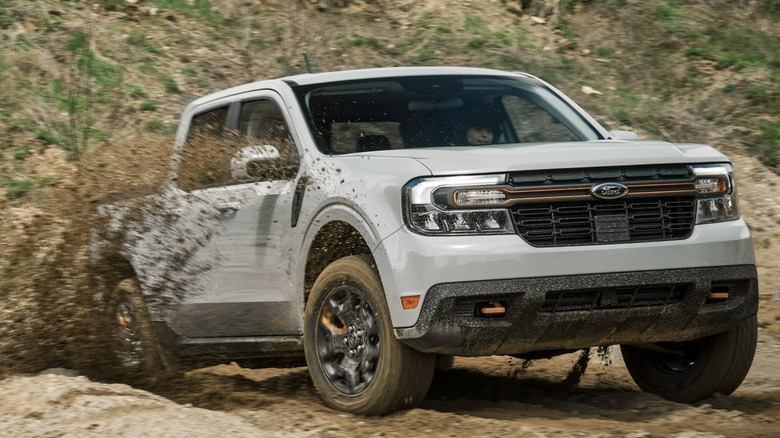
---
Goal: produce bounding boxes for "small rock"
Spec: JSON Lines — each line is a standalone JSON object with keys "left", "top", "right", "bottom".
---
{"left": 39, "top": 368, "right": 80, "bottom": 377}
{"left": 530, "top": 16, "right": 546, "bottom": 25}
{"left": 581, "top": 49, "right": 592, "bottom": 56}
{"left": 581, "top": 86, "right": 603, "bottom": 96}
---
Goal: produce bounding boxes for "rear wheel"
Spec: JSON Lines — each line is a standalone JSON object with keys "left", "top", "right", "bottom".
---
{"left": 104, "top": 278, "right": 176, "bottom": 381}
{"left": 621, "top": 315, "right": 757, "bottom": 403}
{"left": 304, "top": 255, "right": 436, "bottom": 415}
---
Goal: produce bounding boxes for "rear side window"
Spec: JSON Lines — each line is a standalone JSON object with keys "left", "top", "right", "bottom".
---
{"left": 178, "top": 106, "right": 230, "bottom": 191}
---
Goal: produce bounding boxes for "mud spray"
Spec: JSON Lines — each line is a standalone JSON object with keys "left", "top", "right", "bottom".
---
{"left": 0, "top": 133, "right": 172, "bottom": 378}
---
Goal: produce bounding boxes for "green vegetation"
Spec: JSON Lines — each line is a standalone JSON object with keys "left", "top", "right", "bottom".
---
{"left": 410, "top": 46, "right": 436, "bottom": 66}
{"left": 574, "top": 0, "right": 780, "bottom": 168}
{"left": 15, "top": 33, "right": 32, "bottom": 49}
{"left": 140, "top": 100, "right": 157, "bottom": 111}
{"left": 467, "top": 37, "right": 486, "bottom": 49}
{"left": 13, "top": 148, "right": 29, "bottom": 161}
{"left": 180, "top": 66, "right": 197, "bottom": 77}
{"left": 32, "top": 31, "right": 125, "bottom": 160}
{"left": 758, "top": 122, "right": 780, "bottom": 167}
{"left": 128, "top": 85, "right": 148, "bottom": 98}
{"left": 162, "top": 75, "right": 180, "bottom": 94}
{"left": 760, "top": 0, "right": 780, "bottom": 17}
{"left": 403, "top": 13, "right": 531, "bottom": 68}
{"left": 652, "top": 1, "right": 779, "bottom": 71}
{"left": 0, "top": 6, "right": 15, "bottom": 29}
{"left": 96, "top": 0, "right": 124, "bottom": 10}
{"left": 0, "top": 179, "right": 34, "bottom": 198}
{"left": 128, "top": 33, "right": 166, "bottom": 56}
{"left": 464, "top": 17, "right": 486, "bottom": 33}
{"left": 148, "top": 0, "right": 222, "bottom": 25}
{"left": 0, "top": 176, "right": 61, "bottom": 199}
{"left": 595, "top": 47, "right": 613, "bottom": 58}
{"left": 146, "top": 120, "right": 175, "bottom": 134}
{"left": 35, "top": 129, "right": 64, "bottom": 147}
{"left": 353, "top": 36, "right": 371, "bottom": 47}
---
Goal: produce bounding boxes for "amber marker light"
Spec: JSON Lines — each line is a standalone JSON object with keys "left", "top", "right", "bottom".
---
{"left": 401, "top": 295, "right": 420, "bottom": 310}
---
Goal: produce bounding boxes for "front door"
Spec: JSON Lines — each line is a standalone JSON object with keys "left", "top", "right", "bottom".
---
{"left": 167, "top": 93, "right": 302, "bottom": 338}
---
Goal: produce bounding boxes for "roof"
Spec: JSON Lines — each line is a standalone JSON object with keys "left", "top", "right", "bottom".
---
{"left": 282, "top": 66, "right": 530, "bottom": 86}
{"left": 185, "top": 66, "right": 534, "bottom": 110}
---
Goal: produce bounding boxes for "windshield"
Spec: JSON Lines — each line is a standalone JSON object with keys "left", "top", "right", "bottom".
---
{"left": 292, "top": 75, "right": 602, "bottom": 154}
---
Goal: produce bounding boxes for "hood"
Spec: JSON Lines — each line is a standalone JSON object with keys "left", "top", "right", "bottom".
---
{"left": 359, "top": 140, "right": 729, "bottom": 176}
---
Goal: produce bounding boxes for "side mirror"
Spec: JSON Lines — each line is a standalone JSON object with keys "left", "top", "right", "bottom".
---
{"left": 609, "top": 130, "right": 641, "bottom": 140}
{"left": 231, "top": 145, "right": 280, "bottom": 180}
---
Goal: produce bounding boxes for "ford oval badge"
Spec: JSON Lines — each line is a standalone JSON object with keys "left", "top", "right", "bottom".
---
{"left": 591, "top": 182, "right": 629, "bottom": 200}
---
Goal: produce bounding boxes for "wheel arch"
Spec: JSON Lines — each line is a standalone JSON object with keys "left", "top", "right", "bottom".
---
{"left": 303, "top": 219, "right": 375, "bottom": 306}
{"left": 91, "top": 250, "right": 138, "bottom": 302}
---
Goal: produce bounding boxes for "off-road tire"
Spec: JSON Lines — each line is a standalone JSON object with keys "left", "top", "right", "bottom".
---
{"left": 621, "top": 314, "right": 757, "bottom": 403}
{"left": 303, "top": 255, "right": 436, "bottom": 415}
{"left": 103, "top": 278, "right": 176, "bottom": 382}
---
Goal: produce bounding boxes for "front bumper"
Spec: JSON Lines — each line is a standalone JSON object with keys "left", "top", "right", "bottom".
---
{"left": 395, "top": 265, "right": 758, "bottom": 356}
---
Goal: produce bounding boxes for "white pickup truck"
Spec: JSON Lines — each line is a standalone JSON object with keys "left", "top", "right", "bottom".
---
{"left": 93, "top": 67, "right": 758, "bottom": 415}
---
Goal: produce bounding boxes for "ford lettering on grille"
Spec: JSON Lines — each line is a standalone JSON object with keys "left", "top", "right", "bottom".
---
{"left": 591, "top": 182, "right": 629, "bottom": 200}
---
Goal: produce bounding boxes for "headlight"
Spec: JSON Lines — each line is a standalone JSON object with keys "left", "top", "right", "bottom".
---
{"left": 692, "top": 164, "right": 740, "bottom": 224}
{"left": 403, "top": 175, "right": 514, "bottom": 235}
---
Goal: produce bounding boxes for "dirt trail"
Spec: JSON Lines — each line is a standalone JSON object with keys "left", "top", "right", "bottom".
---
{"left": 2, "top": 330, "right": 779, "bottom": 437}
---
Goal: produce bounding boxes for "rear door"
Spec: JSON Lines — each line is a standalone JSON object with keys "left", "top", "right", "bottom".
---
{"left": 168, "top": 91, "right": 303, "bottom": 338}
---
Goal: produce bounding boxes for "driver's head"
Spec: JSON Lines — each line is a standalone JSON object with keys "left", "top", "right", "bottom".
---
{"left": 466, "top": 124, "right": 494, "bottom": 145}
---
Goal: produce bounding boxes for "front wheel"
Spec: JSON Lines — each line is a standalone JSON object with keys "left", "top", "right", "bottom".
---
{"left": 621, "top": 314, "right": 757, "bottom": 403}
{"left": 303, "top": 255, "right": 436, "bottom": 415}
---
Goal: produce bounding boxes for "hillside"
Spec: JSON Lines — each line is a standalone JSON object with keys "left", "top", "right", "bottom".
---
{"left": 2, "top": 0, "right": 779, "bottom": 169}
{"left": 1, "top": 1, "right": 780, "bottom": 435}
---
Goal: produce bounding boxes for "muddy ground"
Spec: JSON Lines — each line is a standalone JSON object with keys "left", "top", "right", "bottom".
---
{"left": 1, "top": 333, "right": 780, "bottom": 437}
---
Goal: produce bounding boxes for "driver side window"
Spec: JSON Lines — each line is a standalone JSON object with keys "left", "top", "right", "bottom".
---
{"left": 177, "top": 100, "right": 301, "bottom": 192}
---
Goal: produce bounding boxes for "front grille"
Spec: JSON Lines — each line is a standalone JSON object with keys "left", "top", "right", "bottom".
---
{"left": 512, "top": 197, "right": 696, "bottom": 247}
{"left": 505, "top": 165, "right": 700, "bottom": 247}
{"left": 542, "top": 284, "right": 689, "bottom": 313}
